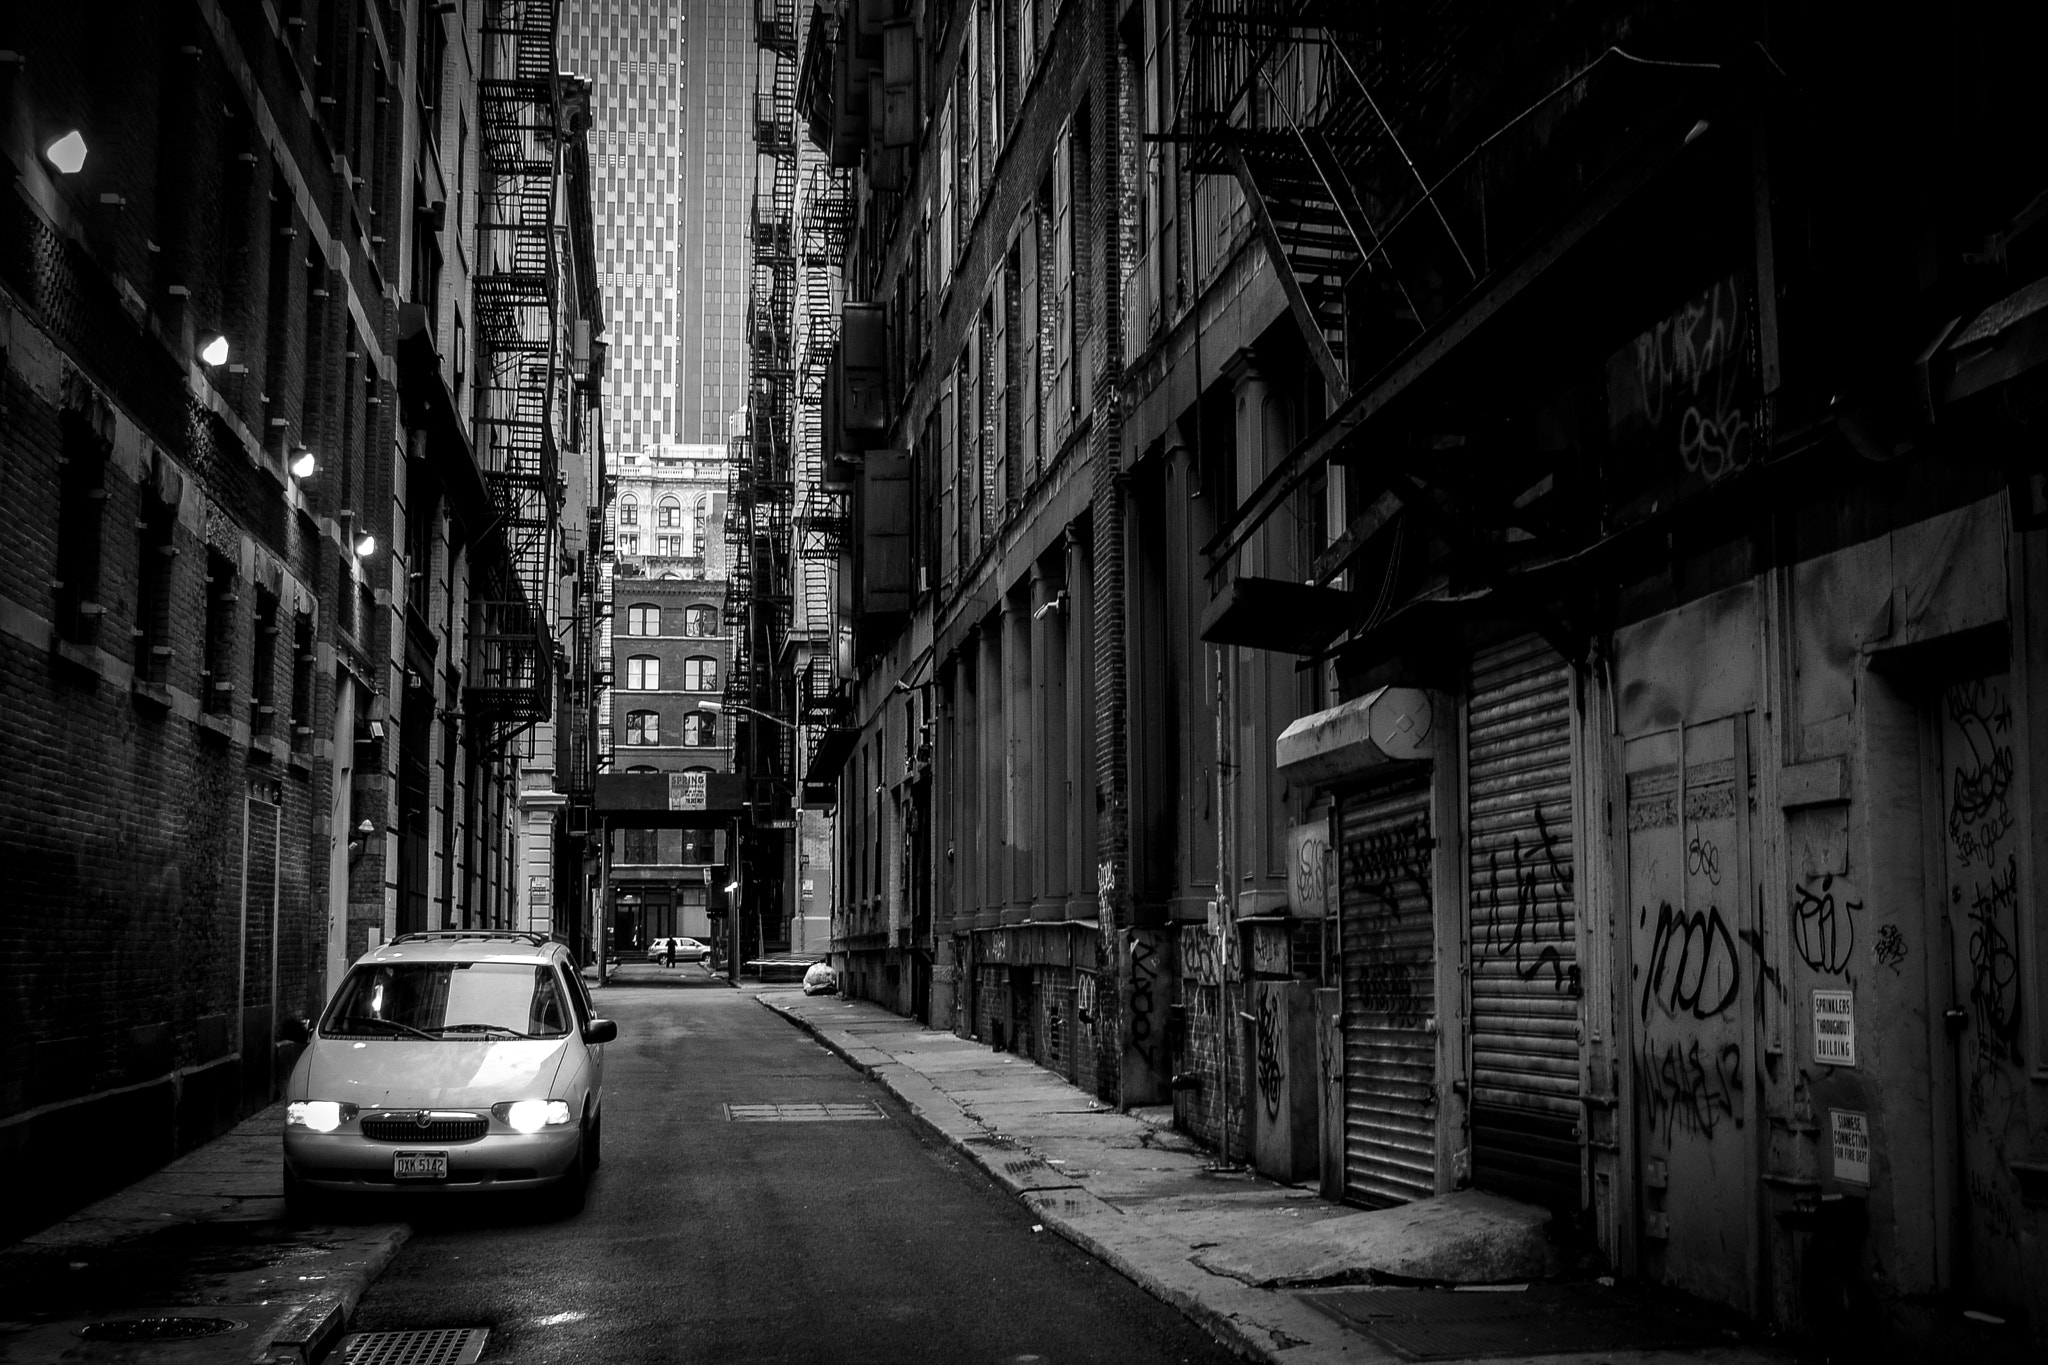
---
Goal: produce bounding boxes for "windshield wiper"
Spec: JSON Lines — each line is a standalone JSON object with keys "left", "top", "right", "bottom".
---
{"left": 436, "top": 1023, "right": 533, "bottom": 1039}
{"left": 340, "top": 1017, "right": 438, "bottom": 1040}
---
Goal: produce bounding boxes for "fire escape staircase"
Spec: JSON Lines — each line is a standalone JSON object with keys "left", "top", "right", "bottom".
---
{"left": 467, "top": 0, "right": 563, "bottom": 746}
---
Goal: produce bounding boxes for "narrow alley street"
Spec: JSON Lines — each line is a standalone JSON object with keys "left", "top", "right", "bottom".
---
{"left": 340, "top": 970, "right": 1238, "bottom": 1364}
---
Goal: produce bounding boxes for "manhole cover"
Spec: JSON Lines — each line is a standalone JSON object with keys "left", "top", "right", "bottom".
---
{"left": 1296, "top": 1283, "right": 1725, "bottom": 1360}
{"left": 338, "top": 1326, "right": 489, "bottom": 1365}
{"left": 76, "top": 1315, "right": 245, "bottom": 1341}
{"left": 725, "top": 1101, "right": 886, "bottom": 1122}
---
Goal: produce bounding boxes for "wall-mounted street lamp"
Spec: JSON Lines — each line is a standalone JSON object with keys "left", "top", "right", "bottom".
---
{"left": 698, "top": 699, "right": 794, "bottom": 729}
{"left": 290, "top": 448, "right": 318, "bottom": 479}
{"left": 354, "top": 530, "right": 377, "bottom": 557}
{"left": 44, "top": 130, "right": 87, "bottom": 174}
{"left": 199, "top": 334, "right": 230, "bottom": 367}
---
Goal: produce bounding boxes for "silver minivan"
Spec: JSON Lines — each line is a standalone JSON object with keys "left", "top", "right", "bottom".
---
{"left": 282, "top": 931, "right": 615, "bottom": 1213}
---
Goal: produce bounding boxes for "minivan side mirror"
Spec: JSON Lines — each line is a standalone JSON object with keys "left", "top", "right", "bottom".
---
{"left": 583, "top": 1018, "right": 618, "bottom": 1045}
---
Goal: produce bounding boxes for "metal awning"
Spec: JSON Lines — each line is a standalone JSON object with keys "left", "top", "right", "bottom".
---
{"left": 1198, "top": 576, "right": 1356, "bottom": 655}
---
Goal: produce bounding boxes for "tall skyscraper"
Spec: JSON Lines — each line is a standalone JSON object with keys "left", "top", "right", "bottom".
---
{"left": 560, "top": 0, "right": 751, "bottom": 453}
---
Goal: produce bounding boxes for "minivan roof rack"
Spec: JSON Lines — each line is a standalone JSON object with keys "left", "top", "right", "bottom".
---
{"left": 388, "top": 930, "right": 556, "bottom": 948}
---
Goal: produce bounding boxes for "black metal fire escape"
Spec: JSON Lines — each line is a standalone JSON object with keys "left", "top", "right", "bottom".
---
{"left": 730, "top": 0, "right": 801, "bottom": 801}
{"left": 468, "top": 0, "right": 562, "bottom": 747}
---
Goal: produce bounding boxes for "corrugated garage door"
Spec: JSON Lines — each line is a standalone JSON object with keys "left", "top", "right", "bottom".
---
{"left": 1466, "top": 635, "right": 1581, "bottom": 1207}
{"left": 1338, "top": 775, "right": 1437, "bottom": 1207}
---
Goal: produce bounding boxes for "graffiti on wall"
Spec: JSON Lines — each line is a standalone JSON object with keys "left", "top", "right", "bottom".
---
{"left": 1637, "top": 1036, "right": 1744, "bottom": 1141}
{"left": 1946, "top": 680, "right": 2015, "bottom": 865}
{"left": 1872, "top": 923, "right": 1907, "bottom": 976}
{"left": 1255, "top": 990, "right": 1285, "bottom": 1121}
{"left": 1790, "top": 872, "right": 1861, "bottom": 977}
{"left": 1639, "top": 900, "right": 1741, "bottom": 1023}
{"left": 1940, "top": 675, "right": 2027, "bottom": 1295}
{"left": 1478, "top": 805, "right": 1579, "bottom": 994}
{"left": 1340, "top": 814, "right": 1434, "bottom": 909}
{"left": 1126, "top": 931, "right": 1165, "bottom": 1077}
{"left": 1607, "top": 275, "right": 1756, "bottom": 493}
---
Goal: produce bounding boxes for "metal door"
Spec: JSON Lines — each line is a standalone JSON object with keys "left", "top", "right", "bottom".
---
{"left": 1338, "top": 774, "right": 1438, "bottom": 1207}
{"left": 1624, "top": 716, "right": 1757, "bottom": 1314}
{"left": 1936, "top": 673, "right": 2029, "bottom": 1313}
{"left": 1466, "top": 636, "right": 1582, "bottom": 1206}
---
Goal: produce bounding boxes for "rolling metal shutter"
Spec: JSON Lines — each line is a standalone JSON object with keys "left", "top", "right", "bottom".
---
{"left": 1465, "top": 636, "right": 1581, "bottom": 1207}
{"left": 1338, "top": 775, "right": 1438, "bottom": 1207}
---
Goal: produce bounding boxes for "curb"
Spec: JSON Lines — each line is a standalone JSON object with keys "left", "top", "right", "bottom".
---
{"left": 263, "top": 1223, "right": 412, "bottom": 1364}
{"left": 754, "top": 995, "right": 1284, "bottom": 1365}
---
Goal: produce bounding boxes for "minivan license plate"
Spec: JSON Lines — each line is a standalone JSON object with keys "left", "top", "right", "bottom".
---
{"left": 393, "top": 1150, "right": 448, "bottom": 1180}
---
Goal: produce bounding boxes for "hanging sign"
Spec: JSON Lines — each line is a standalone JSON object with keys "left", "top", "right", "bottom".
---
{"left": 667, "top": 771, "right": 707, "bottom": 811}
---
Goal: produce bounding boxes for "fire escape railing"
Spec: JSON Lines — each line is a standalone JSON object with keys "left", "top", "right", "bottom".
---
{"left": 468, "top": 0, "right": 563, "bottom": 747}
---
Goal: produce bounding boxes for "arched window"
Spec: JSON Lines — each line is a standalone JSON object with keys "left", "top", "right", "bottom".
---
{"left": 683, "top": 656, "right": 718, "bottom": 691}
{"left": 625, "top": 655, "right": 660, "bottom": 690}
{"left": 657, "top": 496, "right": 681, "bottom": 528}
{"left": 682, "top": 711, "right": 718, "bottom": 747}
{"left": 625, "top": 603, "right": 660, "bottom": 636}
{"left": 625, "top": 711, "right": 660, "bottom": 745}
{"left": 618, "top": 496, "right": 638, "bottom": 526}
{"left": 685, "top": 604, "right": 719, "bottom": 637}
{"left": 683, "top": 765, "right": 715, "bottom": 775}
{"left": 625, "top": 764, "right": 660, "bottom": 774}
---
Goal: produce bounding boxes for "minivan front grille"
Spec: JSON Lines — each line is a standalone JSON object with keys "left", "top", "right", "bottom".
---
{"left": 361, "top": 1114, "right": 488, "bottom": 1142}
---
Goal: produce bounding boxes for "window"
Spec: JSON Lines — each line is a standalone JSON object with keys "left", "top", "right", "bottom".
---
{"left": 251, "top": 587, "right": 280, "bottom": 735}
{"left": 625, "top": 710, "right": 660, "bottom": 744}
{"left": 657, "top": 496, "right": 681, "bottom": 528}
{"left": 682, "top": 711, "right": 718, "bottom": 747}
{"left": 619, "top": 496, "right": 638, "bottom": 526}
{"left": 290, "top": 609, "right": 314, "bottom": 751}
{"left": 685, "top": 604, "right": 719, "bottom": 636}
{"left": 683, "top": 656, "right": 717, "bottom": 691}
{"left": 133, "top": 474, "right": 177, "bottom": 685}
{"left": 55, "top": 408, "right": 112, "bottom": 644}
{"left": 620, "top": 533, "right": 639, "bottom": 555}
{"left": 621, "top": 828, "right": 660, "bottom": 863}
{"left": 625, "top": 764, "right": 659, "bottom": 774}
{"left": 626, "top": 603, "right": 659, "bottom": 635}
{"left": 202, "top": 549, "right": 238, "bottom": 715}
{"left": 625, "top": 655, "right": 660, "bottom": 690}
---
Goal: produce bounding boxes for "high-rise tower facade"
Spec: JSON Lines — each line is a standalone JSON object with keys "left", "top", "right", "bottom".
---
{"left": 560, "top": 0, "right": 752, "bottom": 453}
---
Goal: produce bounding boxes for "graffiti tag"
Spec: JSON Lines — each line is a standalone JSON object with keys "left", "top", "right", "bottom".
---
{"left": 1637, "top": 1037, "right": 1744, "bottom": 1141}
{"left": 1479, "top": 805, "right": 1579, "bottom": 995}
{"left": 1640, "top": 901, "right": 1741, "bottom": 1022}
{"left": 1255, "top": 991, "right": 1284, "bottom": 1121}
{"left": 1872, "top": 923, "right": 1907, "bottom": 976}
{"left": 1791, "top": 873, "right": 1860, "bottom": 976}
{"left": 1946, "top": 680, "right": 2015, "bottom": 867}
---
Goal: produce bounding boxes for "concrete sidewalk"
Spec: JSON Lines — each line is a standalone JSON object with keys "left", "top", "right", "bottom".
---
{"left": 758, "top": 989, "right": 1807, "bottom": 1365}
{"left": 0, "top": 1105, "right": 407, "bottom": 1364}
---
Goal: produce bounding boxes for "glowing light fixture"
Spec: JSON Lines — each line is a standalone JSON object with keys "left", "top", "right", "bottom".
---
{"left": 290, "top": 449, "right": 317, "bottom": 479}
{"left": 199, "top": 334, "right": 230, "bottom": 366}
{"left": 354, "top": 531, "right": 377, "bottom": 556}
{"left": 44, "top": 130, "right": 88, "bottom": 174}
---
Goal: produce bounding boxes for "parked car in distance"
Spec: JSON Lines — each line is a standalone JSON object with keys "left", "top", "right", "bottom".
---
{"left": 646, "top": 936, "right": 711, "bottom": 964}
{"left": 802, "top": 960, "right": 839, "bottom": 996}
{"left": 282, "top": 931, "right": 614, "bottom": 1215}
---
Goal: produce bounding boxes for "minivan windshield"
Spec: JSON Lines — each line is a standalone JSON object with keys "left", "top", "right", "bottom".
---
{"left": 322, "top": 962, "right": 572, "bottom": 1039}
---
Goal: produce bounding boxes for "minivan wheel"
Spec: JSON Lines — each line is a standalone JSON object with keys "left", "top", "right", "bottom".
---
{"left": 552, "top": 1126, "right": 589, "bottom": 1216}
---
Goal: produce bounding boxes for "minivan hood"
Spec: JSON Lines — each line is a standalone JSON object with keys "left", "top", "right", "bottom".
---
{"left": 303, "top": 1037, "right": 569, "bottom": 1108}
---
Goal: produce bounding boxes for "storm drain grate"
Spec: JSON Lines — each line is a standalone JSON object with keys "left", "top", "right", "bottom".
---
{"left": 337, "top": 1327, "right": 489, "bottom": 1365}
{"left": 725, "top": 1101, "right": 886, "bottom": 1122}
{"left": 1296, "top": 1284, "right": 1724, "bottom": 1360}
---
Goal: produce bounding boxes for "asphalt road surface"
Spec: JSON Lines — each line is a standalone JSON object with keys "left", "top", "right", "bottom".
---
{"left": 343, "top": 968, "right": 1239, "bottom": 1364}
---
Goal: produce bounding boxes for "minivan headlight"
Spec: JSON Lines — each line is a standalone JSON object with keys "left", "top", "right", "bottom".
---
{"left": 286, "top": 1101, "right": 358, "bottom": 1133}
{"left": 494, "top": 1099, "right": 574, "bottom": 1133}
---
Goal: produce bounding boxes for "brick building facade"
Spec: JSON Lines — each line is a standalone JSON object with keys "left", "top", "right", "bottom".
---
{"left": 0, "top": 0, "right": 605, "bottom": 1237}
